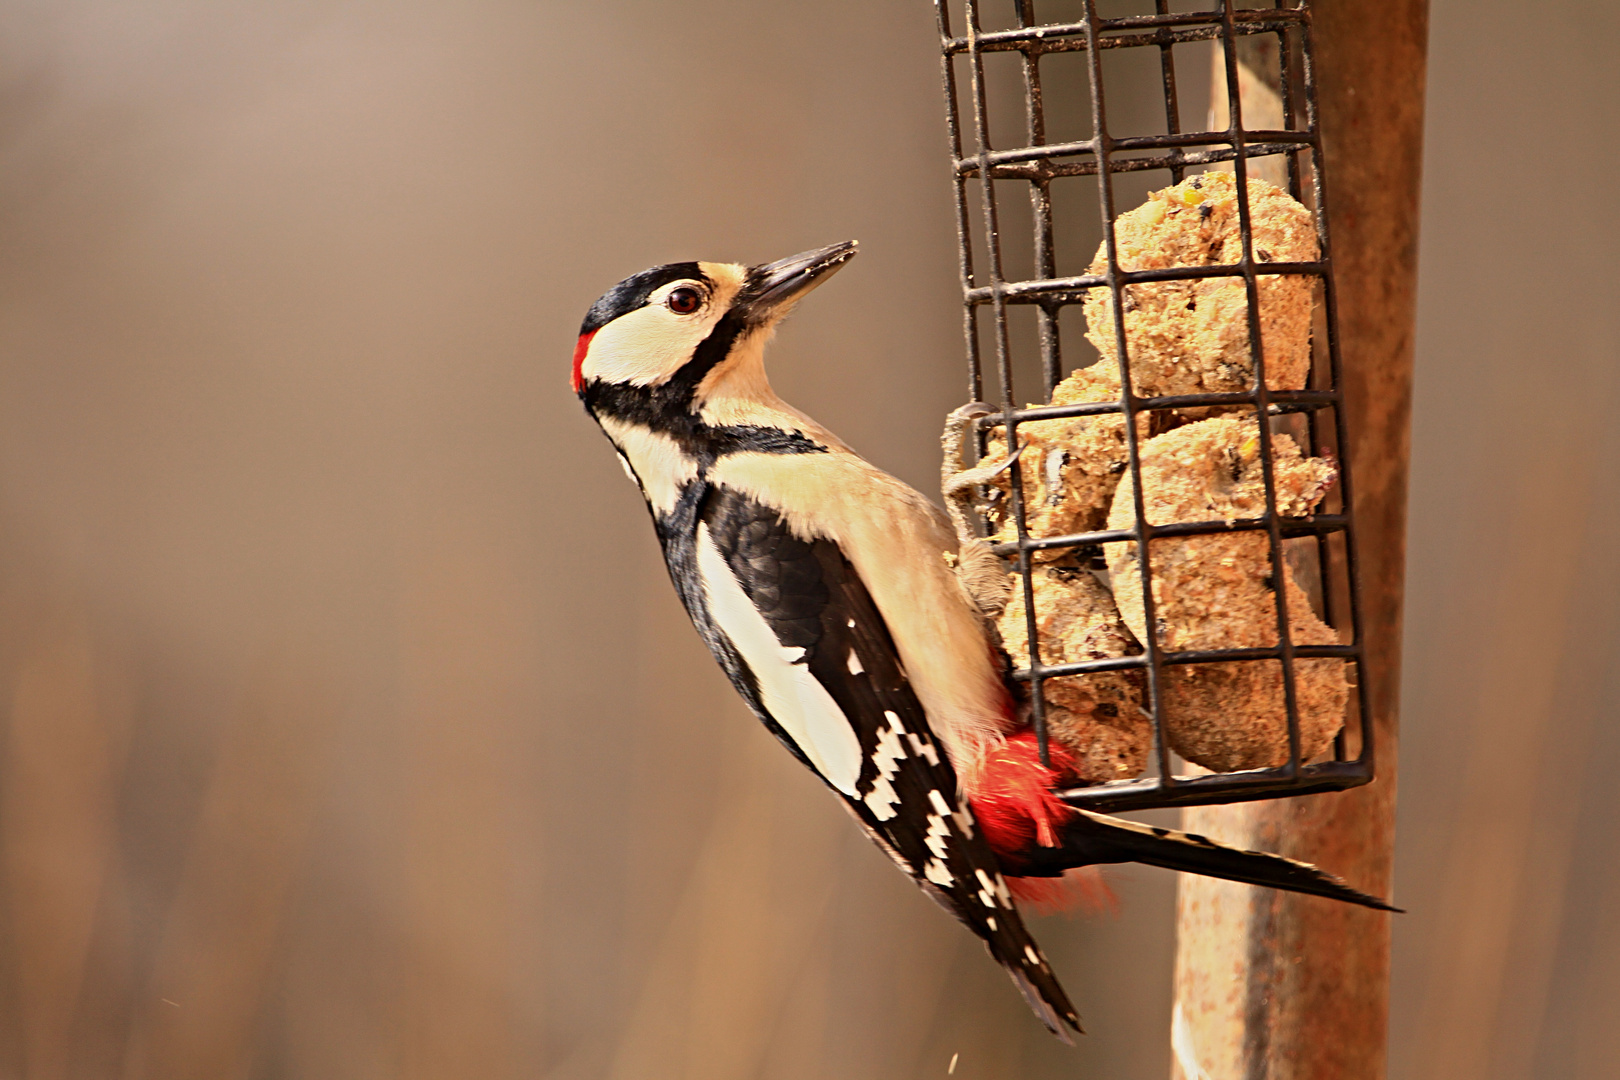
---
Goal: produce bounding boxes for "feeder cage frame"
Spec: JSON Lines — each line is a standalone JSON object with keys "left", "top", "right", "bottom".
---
{"left": 934, "top": 0, "right": 1375, "bottom": 814}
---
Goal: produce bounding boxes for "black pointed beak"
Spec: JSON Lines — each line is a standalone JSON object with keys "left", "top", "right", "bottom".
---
{"left": 735, "top": 241, "right": 858, "bottom": 325}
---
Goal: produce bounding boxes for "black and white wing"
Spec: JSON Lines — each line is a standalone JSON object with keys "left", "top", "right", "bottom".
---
{"left": 674, "top": 482, "right": 1081, "bottom": 1039}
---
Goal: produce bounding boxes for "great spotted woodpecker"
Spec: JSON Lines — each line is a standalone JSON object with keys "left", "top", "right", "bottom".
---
{"left": 572, "top": 242, "right": 1395, "bottom": 1040}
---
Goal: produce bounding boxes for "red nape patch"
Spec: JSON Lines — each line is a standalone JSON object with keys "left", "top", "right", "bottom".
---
{"left": 967, "top": 729, "right": 1076, "bottom": 859}
{"left": 570, "top": 330, "right": 598, "bottom": 394}
{"left": 1008, "top": 867, "right": 1120, "bottom": 917}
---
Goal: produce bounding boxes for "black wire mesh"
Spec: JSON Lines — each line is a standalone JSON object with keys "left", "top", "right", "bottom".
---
{"left": 933, "top": 0, "right": 1374, "bottom": 813}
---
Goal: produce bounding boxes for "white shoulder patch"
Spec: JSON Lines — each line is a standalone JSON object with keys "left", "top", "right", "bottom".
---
{"left": 696, "top": 522, "right": 862, "bottom": 795}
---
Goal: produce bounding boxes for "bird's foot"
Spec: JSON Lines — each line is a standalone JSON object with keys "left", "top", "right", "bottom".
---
{"left": 941, "top": 402, "right": 1016, "bottom": 618}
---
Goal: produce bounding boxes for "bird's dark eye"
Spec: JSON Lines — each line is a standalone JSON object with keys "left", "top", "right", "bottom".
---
{"left": 666, "top": 287, "right": 702, "bottom": 315}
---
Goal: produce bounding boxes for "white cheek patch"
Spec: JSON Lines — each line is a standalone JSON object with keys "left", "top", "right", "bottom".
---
{"left": 583, "top": 304, "right": 713, "bottom": 387}
{"left": 696, "top": 522, "right": 862, "bottom": 795}
{"left": 598, "top": 417, "right": 698, "bottom": 515}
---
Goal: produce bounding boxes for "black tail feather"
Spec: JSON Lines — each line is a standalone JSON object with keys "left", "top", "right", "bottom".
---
{"left": 1013, "top": 808, "right": 1402, "bottom": 913}
{"left": 1004, "top": 959, "right": 1080, "bottom": 1043}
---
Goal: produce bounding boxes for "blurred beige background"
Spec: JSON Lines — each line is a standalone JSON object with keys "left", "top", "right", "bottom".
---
{"left": 1390, "top": 3, "right": 1620, "bottom": 1079}
{"left": 0, "top": 1, "right": 1611, "bottom": 1078}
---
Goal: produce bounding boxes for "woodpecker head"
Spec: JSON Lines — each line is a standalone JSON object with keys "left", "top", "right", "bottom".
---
{"left": 572, "top": 241, "right": 857, "bottom": 416}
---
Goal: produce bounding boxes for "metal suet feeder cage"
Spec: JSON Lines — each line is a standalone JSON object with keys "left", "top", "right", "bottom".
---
{"left": 934, "top": 0, "right": 1374, "bottom": 815}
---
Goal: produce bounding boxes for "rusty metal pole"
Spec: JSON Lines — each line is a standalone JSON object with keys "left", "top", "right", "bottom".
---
{"left": 1170, "top": 5, "right": 1429, "bottom": 1079}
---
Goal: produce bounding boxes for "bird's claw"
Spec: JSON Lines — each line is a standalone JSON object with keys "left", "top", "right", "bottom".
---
{"left": 944, "top": 440, "right": 1026, "bottom": 495}
{"left": 940, "top": 402, "right": 1014, "bottom": 619}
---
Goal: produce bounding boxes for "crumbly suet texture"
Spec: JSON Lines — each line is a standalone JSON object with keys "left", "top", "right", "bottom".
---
{"left": 1104, "top": 415, "right": 1345, "bottom": 771}
{"left": 997, "top": 565, "right": 1149, "bottom": 784}
{"left": 980, "top": 361, "right": 1147, "bottom": 558}
{"left": 1083, "top": 171, "right": 1318, "bottom": 398}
